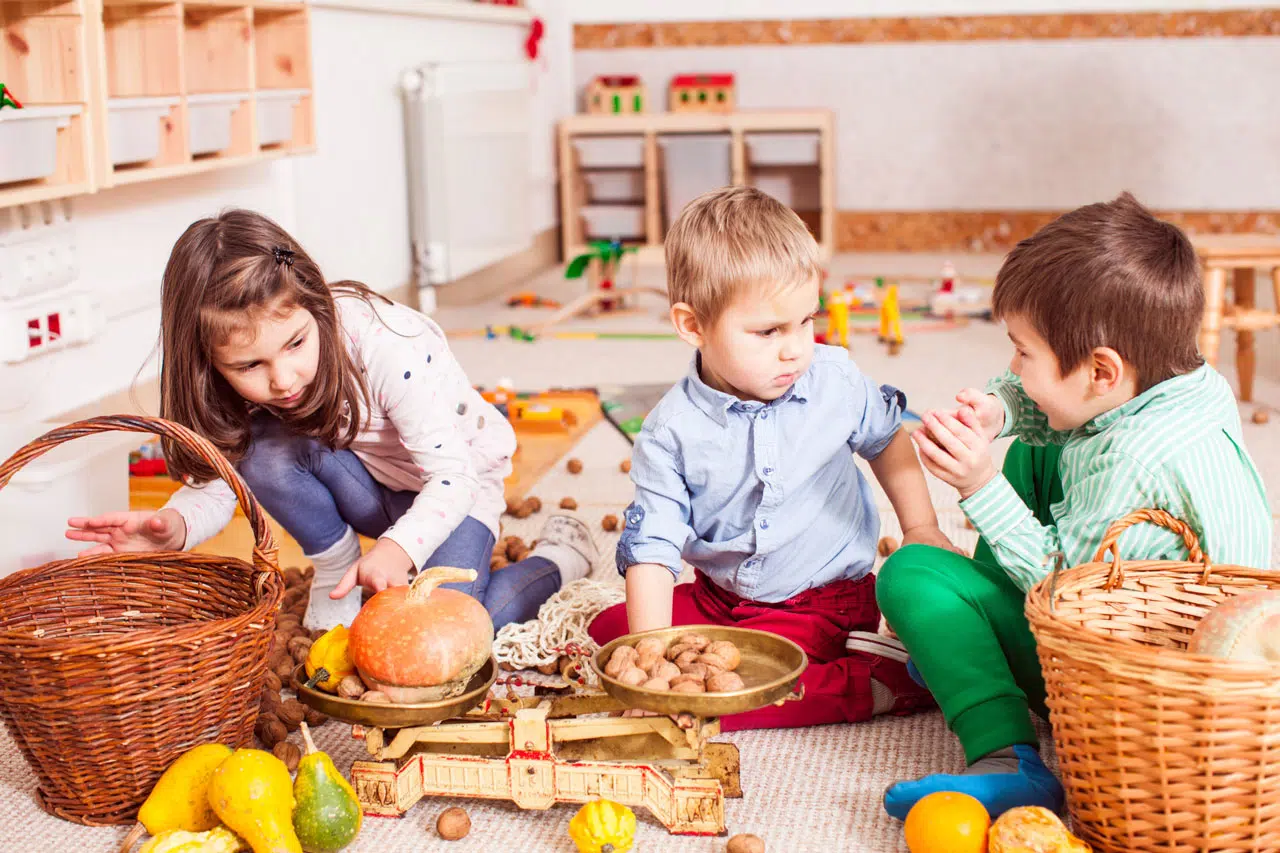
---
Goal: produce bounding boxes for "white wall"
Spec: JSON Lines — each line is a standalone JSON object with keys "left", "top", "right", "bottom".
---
{"left": 575, "top": 38, "right": 1280, "bottom": 212}
{"left": 0, "top": 164, "right": 295, "bottom": 425}
{"left": 569, "top": 0, "right": 1268, "bottom": 23}
{"left": 1, "top": 1, "right": 570, "bottom": 428}
{"left": 292, "top": 0, "right": 570, "bottom": 291}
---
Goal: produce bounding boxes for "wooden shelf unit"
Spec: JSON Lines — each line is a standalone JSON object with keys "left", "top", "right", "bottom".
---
{"left": 557, "top": 110, "right": 835, "bottom": 263}
{"left": 0, "top": 0, "right": 314, "bottom": 207}
{"left": 0, "top": 0, "right": 94, "bottom": 205}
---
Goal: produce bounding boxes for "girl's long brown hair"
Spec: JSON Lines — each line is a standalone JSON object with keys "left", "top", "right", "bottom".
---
{"left": 159, "top": 209, "right": 384, "bottom": 484}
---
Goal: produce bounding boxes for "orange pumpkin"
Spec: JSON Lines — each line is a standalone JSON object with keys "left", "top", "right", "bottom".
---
{"left": 348, "top": 566, "right": 493, "bottom": 703}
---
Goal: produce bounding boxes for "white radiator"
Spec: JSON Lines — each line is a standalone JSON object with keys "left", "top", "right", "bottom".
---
{"left": 400, "top": 60, "right": 533, "bottom": 302}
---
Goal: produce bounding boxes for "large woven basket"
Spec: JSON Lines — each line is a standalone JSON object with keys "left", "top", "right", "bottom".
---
{"left": 1026, "top": 509, "right": 1280, "bottom": 853}
{"left": 0, "top": 416, "right": 284, "bottom": 826}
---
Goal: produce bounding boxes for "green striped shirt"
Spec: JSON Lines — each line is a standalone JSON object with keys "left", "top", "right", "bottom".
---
{"left": 962, "top": 364, "right": 1272, "bottom": 592}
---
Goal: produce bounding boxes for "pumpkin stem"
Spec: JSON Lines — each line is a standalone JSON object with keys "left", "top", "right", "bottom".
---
{"left": 601, "top": 846, "right": 615, "bottom": 853}
{"left": 299, "top": 721, "right": 317, "bottom": 756}
{"left": 408, "top": 566, "right": 478, "bottom": 602}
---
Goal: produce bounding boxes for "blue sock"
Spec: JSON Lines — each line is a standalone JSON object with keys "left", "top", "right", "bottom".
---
{"left": 884, "top": 744, "right": 1064, "bottom": 820}
{"left": 906, "top": 658, "right": 926, "bottom": 688}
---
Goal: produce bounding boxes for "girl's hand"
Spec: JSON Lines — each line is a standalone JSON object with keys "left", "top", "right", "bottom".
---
{"left": 65, "top": 509, "right": 187, "bottom": 556}
{"left": 912, "top": 410, "right": 997, "bottom": 500}
{"left": 954, "top": 389, "right": 1005, "bottom": 442}
{"left": 330, "top": 537, "right": 414, "bottom": 599}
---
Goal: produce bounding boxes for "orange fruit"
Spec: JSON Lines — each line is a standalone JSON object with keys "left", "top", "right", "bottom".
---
{"left": 904, "top": 791, "right": 990, "bottom": 853}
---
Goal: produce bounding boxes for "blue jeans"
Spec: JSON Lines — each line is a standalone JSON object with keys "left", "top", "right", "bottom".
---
{"left": 237, "top": 416, "right": 561, "bottom": 629}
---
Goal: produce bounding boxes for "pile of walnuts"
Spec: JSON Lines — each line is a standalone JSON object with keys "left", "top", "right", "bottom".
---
{"left": 604, "top": 633, "right": 746, "bottom": 694}
{"left": 257, "top": 566, "right": 329, "bottom": 763}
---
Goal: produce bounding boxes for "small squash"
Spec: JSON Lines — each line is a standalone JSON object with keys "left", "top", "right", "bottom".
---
{"left": 304, "top": 626, "right": 356, "bottom": 693}
{"left": 988, "top": 806, "right": 1091, "bottom": 853}
{"left": 568, "top": 799, "right": 636, "bottom": 853}
{"left": 348, "top": 567, "right": 493, "bottom": 703}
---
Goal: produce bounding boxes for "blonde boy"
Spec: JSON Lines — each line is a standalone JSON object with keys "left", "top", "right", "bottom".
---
{"left": 587, "top": 186, "right": 949, "bottom": 729}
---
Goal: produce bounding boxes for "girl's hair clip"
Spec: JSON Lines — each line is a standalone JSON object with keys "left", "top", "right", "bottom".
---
{"left": 273, "top": 246, "right": 296, "bottom": 267}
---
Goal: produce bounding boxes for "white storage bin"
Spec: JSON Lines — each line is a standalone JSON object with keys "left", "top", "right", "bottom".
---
{"left": 256, "top": 88, "right": 308, "bottom": 146}
{"left": 657, "top": 133, "right": 731, "bottom": 225}
{"left": 0, "top": 424, "right": 140, "bottom": 578}
{"left": 187, "top": 92, "right": 247, "bottom": 156}
{"left": 584, "top": 170, "right": 644, "bottom": 203}
{"left": 581, "top": 204, "right": 645, "bottom": 240}
{"left": 107, "top": 96, "right": 180, "bottom": 166}
{"left": 746, "top": 132, "right": 820, "bottom": 166}
{"left": 0, "top": 105, "right": 82, "bottom": 185}
{"left": 573, "top": 135, "right": 644, "bottom": 169}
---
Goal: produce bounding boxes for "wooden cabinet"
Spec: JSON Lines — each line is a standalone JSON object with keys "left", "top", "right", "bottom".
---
{"left": 558, "top": 110, "right": 835, "bottom": 263}
{"left": 0, "top": 0, "right": 314, "bottom": 208}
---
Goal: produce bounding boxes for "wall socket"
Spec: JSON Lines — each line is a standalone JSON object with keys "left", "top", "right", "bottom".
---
{"left": 0, "top": 289, "right": 102, "bottom": 364}
{"left": 0, "top": 200, "right": 79, "bottom": 303}
{"left": 0, "top": 200, "right": 89, "bottom": 363}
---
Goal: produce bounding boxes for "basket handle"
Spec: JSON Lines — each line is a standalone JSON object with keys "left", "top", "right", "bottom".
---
{"left": 1092, "top": 508, "right": 1211, "bottom": 589}
{"left": 0, "top": 415, "right": 279, "bottom": 576}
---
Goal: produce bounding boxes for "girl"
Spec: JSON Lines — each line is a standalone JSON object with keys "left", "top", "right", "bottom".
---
{"left": 66, "top": 209, "right": 597, "bottom": 631}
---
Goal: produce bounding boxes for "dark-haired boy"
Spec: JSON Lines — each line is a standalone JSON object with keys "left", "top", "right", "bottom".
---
{"left": 878, "top": 192, "right": 1272, "bottom": 819}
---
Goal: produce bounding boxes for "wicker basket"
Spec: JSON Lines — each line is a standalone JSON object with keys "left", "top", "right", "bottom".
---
{"left": 0, "top": 416, "right": 284, "bottom": 826}
{"left": 1026, "top": 509, "right": 1280, "bottom": 853}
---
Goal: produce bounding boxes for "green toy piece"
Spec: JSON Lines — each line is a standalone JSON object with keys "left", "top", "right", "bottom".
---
{"left": 0, "top": 84, "right": 23, "bottom": 110}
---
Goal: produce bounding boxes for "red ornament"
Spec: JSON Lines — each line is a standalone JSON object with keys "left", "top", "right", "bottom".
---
{"left": 525, "top": 17, "right": 544, "bottom": 61}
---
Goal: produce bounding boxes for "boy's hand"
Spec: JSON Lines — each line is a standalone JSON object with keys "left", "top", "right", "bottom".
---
{"left": 331, "top": 538, "right": 415, "bottom": 598}
{"left": 901, "top": 523, "right": 963, "bottom": 555}
{"left": 955, "top": 389, "right": 1005, "bottom": 442}
{"left": 912, "top": 410, "right": 997, "bottom": 500}
{"left": 65, "top": 509, "right": 187, "bottom": 556}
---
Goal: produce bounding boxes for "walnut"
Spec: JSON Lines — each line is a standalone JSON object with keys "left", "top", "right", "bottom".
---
{"left": 566, "top": 458, "right": 584, "bottom": 474}
{"left": 559, "top": 497, "right": 578, "bottom": 510}
{"left": 601, "top": 514, "right": 619, "bottom": 532}
{"left": 273, "top": 741, "right": 301, "bottom": 773}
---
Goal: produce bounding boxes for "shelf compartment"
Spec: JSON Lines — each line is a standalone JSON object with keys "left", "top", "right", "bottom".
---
{"left": 103, "top": 3, "right": 181, "bottom": 97}
{"left": 253, "top": 4, "right": 308, "bottom": 90}
{"left": 255, "top": 86, "right": 306, "bottom": 147}
{"left": 1, "top": 0, "right": 85, "bottom": 103}
{"left": 107, "top": 95, "right": 182, "bottom": 168}
{"left": 0, "top": 104, "right": 81, "bottom": 184}
{"left": 183, "top": 4, "right": 251, "bottom": 94}
{"left": 187, "top": 90, "right": 250, "bottom": 158}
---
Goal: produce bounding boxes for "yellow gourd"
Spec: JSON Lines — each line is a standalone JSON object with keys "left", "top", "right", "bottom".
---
{"left": 304, "top": 626, "right": 356, "bottom": 693}
{"left": 120, "top": 744, "right": 236, "bottom": 853}
{"left": 138, "top": 826, "right": 246, "bottom": 853}
{"left": 207, "top": 749, "right": 302, "bottom": 853}
{"left": 988, "top": 806, "right": 1092, "bottom": 852}
{"left": 567, "top": 799, "right": 636, "bottom": 853}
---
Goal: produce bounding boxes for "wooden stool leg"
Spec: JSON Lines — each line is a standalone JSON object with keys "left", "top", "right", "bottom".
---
{"left": 1234, "top": 268, "right": 1257, "bottom": 403}
{"left": 1200, "top": 266, "right": 1227, "bottom": 368}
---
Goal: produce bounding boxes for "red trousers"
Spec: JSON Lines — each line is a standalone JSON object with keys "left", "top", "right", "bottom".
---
{"left": 588, "top": 571, "right": 886, "bottom": 731}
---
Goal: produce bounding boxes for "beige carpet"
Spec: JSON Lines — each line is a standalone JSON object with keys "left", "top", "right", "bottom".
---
{"left": 3, "top": 253, "right": 1277, "bottom": 851}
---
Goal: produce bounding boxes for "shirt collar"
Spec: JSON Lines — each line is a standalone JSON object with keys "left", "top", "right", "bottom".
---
{"left": 684, "top": 354, "right": 810, "bottom": 427}
{"left": 1080, "top": 363, "right": 1208, "bottom": 434}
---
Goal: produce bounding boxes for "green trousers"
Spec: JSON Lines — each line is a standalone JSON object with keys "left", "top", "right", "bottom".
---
{"left": 876, "top": 441, "right": 1064, "bottom": 764}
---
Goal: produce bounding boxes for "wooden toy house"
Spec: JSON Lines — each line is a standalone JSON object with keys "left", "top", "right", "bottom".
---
{"left": 586, "top": 76, "right": 647, "bottom": 115}
{"left": 668, "top": 74, "right": 736, "bottom": 113}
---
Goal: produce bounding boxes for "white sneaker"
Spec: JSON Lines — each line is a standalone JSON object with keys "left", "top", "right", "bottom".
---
{"left": 529, "top": 513, "right": 599, "bottom": 583}
{"left": 846, "top": 630, "right": 910, "bottom": 663}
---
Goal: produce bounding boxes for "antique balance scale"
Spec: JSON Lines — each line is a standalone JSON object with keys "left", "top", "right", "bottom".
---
{"left": 294, "top": 626, "right": 807, "bottom": 836}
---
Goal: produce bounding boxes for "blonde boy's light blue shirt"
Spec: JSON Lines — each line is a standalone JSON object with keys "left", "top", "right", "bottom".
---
{"left": 616, "top": 345, "right": 905, "bottom": 603}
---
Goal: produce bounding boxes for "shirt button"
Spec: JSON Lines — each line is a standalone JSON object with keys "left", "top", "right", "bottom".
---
{"left": 762, "top": 467, "right": 773, "bottom": 476}
{"left": 760, "top": 412, "right": 769, "bottom": 420}
{"left": 760, "top": 519, "right": 769, "bottom": 530}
